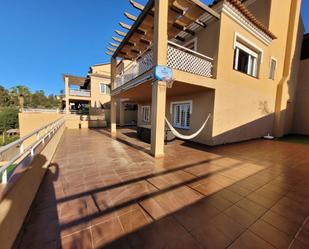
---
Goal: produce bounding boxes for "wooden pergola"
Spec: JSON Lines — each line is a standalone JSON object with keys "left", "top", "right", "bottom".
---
{"left": 106, "top": 0, "right": 220, "bottom": 60}
{"left": 63, "top": 74, "right": 89, "bottom": 89}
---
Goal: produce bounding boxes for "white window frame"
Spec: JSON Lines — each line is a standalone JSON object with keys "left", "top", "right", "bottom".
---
{"left": 269, "top": 57, "right": 277, "bottom": 80}
{"left": 233, "top": 33, "right": 264, "bottom": 78}
{"left": 234, "top": 45, "right": 258, "bottom": 77}
{"left": 141, "top": 106, "right": 150, "bottom": 123}
{"left": 99, "top": 83, "right": 110, "bottom": 94}
{"left": 170, "top": 101, "right": 192, "bottom": 130}
{"left": 233, "top": 33, "right": 264, "bottom": 62}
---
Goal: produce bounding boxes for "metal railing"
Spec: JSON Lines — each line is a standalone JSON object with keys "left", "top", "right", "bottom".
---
{"left": 22, "top": 108, "right": 60, "bottom": 113}
{"left": 0, "top": 118, "right": 65, "bottom": 184}
{"left": 69, "top": 89, "right": 91, "bottom": 97}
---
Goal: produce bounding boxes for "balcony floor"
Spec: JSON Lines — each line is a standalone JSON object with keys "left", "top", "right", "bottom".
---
{"left": 14, "top": 128, "right": 309, "bottom": 249}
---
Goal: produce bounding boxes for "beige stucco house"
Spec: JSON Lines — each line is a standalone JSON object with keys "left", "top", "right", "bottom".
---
{"left": 107, "top": 0, "right": 305, "bottom": 157}
{"left": 63, "top": 62, "right": 138, "bottom": 126}
{"left": 63, "top": 63, "right": 112, "bottom": 113}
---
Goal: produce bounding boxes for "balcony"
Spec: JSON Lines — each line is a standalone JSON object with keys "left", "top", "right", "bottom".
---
{"left": 115, "top": 41, "right": 214, "bottom": 89}
{"left": 69, "top": 89, "right": 91, "bottom": 97}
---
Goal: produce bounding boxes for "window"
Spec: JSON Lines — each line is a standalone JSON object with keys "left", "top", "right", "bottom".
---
{"left": 172, "top": 102, "right": 191, "bottom": 129}
{"left": 100, "top": 83, "right": 110, "bottom": 94}
{"left": 142, "top": 106, "right": 150, "bottom": 122}
{"left": 234, "top": 42, "right": 258, "bottom": 77}
{"left": 269, "top": 58, "right": 277, "bottom": 80}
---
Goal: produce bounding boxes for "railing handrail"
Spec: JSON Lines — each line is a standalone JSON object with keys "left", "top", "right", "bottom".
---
{"left": 168, "top": 41, "right": 214, "bottom": 61}
{"left": 0, "top": 118, "right": 65, "bottom": 178}
{"left": 69, "top": 89, "right": 90, "bottom": 92}
{"left": 22, "top": 108, "right": 59, "bottom": 113}
{"left": 0, "top": 118, "right": 63, "bottom": 156}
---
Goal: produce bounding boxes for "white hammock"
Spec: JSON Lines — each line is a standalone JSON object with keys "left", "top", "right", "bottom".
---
{"left": 165, "top": 113, "right": 211, "bottom": 140}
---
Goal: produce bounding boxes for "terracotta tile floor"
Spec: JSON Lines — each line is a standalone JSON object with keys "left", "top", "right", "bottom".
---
{"left": 14, "top": 128, "right": 309, "bottom": 249}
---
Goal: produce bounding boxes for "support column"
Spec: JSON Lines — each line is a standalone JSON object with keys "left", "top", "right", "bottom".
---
{"left": 110, "top": 57, "right": 117, "bottom": 135}
{"left": 111, "top": 57, "right": 117, "bottom": 90}
{"left": 64, "top": 77, "right": 70, "bottom": 113}
{"left": 151, "top": 81, "right": 167, "bottom": 157}
{"left": 151, "top": 0, "right": 168, "bottom": 157}
{"left": 111, "top": 96, "right": 117, "bottom": 135}
{"left": 119, "top": 101, "right": 125, "bottom": 127}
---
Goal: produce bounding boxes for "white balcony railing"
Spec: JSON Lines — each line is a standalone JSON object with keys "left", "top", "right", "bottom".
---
{"left": 115, "top": 49, "right": 153, "bottom": 88}
{"left": 69, "top": 89, "right": 91, "bottom": 97}
{"left": 167, "top": 41, "right": 213, "bottom": 78}
{"left": 115, "top": 41, "right": 214, "bottom": 89}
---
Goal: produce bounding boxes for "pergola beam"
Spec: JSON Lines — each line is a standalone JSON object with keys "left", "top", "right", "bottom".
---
{"left": 175, "top": 36, "right": 185, "bottom": 42}
{"left": 124, "top": 12, "right": 137, "bottom": 21}
{"left": 109, "top": 42, "right": 119, "bottom": 48}
{"left": 112, "top": 36, "right": 123, "bottom": 43}
{"left": 170, "top": 4, "right": 206, "bottom": 28}
{"left": 190, "top": 0, "right": 220, "bottom": 19}
{"left": 115, "top": 30, "right": 127, "bottom": 37}
{"left": 107, "top": 47, "right": 116, "bottom": 52}
{"left": 119, "top": 22, "right": 132, "bottom": 30}
{"left": 129, "top": 0, "right": 144, "bottom": 11}
{"left": 113, "top": 0, "right": 154, "bottom": 58}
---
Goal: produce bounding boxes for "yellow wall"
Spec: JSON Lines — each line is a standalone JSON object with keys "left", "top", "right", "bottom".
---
{"left": 18, "top": 112, "right": 63, "bottom": 147}
{"left": 293, "top": 59, "right": 309, "bottom": 134}
{"left": 0, "top": 124, "right": 65, "bottom": 249}
{"left": 137, "top": 90, "right": 214, "bottom": 145}
{"left": 90, "top": 75, "right": 111, "bottom": 107}
{"left": 192, "top": 0, "right": 303, "bottom": 144}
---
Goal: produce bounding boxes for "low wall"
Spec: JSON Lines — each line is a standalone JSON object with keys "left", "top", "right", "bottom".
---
{"left": 18, "top": 112, "right": 64, "bottom": 148}
{"left": 65, "top": 115, "right": 107, "bottom": 129}
{"left": 0, "top": 123, "right": 65, "bottom": 249}
{"left": 19, "top": 112, "right": 109, "bottom": 132}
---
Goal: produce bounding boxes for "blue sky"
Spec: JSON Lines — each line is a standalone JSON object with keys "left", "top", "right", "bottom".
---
{"left": 0, "top": 0, "right": 308, "bottom": 95}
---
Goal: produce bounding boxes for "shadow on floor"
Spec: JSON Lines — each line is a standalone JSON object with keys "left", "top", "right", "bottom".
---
{"left": 13, "top": 129, "right": 309, "bottom": 249}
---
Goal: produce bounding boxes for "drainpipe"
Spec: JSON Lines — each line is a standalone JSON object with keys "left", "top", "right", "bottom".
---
{"left": 273, "top": 0, "right": 302, "bottom": 137}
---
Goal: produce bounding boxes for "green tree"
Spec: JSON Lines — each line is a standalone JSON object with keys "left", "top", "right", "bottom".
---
{"left": 9, "top": 85, "right": 31, "bottom": 107}
{"left": 0, "top": 85, "right": 10, "bottom": 107}
{"left": 0, "top": 107, "right": 19, "bottom": 143}
{"left": 31, "top": 90, "right": 46, "bottom": 108}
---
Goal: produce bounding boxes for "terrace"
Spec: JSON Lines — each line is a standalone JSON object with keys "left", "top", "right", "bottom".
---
{"left": 10, "top": 127, "right": 309, "bottom": 249}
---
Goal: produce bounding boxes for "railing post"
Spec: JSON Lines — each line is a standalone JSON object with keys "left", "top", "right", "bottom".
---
{"left": 31, "top": 147, "right": 35, "bottom": 156}
{"left": 2, "top": 170, "right": 7, "bottom": 184}
{"left": 36, "top": 132, "right": 40, "bottom": 141}
{"left": 20, "top": 143, "right": 24, "bottom": 154}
